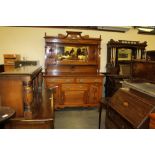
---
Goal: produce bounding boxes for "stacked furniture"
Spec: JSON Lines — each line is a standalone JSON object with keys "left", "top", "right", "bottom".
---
{"left": 44, "top": 31, "right": 103, "bottom": 109}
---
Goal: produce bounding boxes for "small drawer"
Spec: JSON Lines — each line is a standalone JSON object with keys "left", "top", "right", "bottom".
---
{"left": 76, "top": 78, "right": 102, "bottom": 83}
{"left": 45, "top": 77, "right": 74, "bottom": 83}
{"left": 45, "top": 83, "right": 58, "bottom": 89}
{"left": 62, "top": 84, "right": 88, "bottom": 90}
{"left": 4, "top": 59, "right": 15, "bottom": 65}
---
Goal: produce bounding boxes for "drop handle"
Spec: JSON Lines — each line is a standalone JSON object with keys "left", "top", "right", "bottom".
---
{"left": 123, "top": 102, "right": 129, "bottom": 107}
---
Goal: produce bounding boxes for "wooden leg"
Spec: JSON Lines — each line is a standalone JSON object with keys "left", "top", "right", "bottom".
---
{"left": 23, "top": 81, "right": 33, "bottom": 119}
{"left": 99, "top": 100, "right": 103, "bottom": 129}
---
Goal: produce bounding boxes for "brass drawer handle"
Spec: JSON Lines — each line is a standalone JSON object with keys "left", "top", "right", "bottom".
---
{"left": 123, "top": 102, "right": 128, "bottom": 107}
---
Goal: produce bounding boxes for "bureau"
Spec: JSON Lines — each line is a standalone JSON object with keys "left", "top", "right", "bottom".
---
{"left": 105, "top": 88, "right": 155, "bottom": 129}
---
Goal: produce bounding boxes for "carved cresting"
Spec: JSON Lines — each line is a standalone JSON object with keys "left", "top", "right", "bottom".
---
{"left": 23, "top": 81, "right": 33, "bottom": 119}
{"left": 58, "top": 31, "right": 89, "bottom": 39}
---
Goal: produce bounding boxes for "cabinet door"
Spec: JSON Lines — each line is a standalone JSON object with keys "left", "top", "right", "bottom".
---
{"left": 61, "top": 84, "right": 89, "bottom": 106}
{"left": 88, "top": 84, "right": 99, "bottom": 105}
{"left": 53, "top": 85, "right": 61, "bottom": 107}
{"left": 61, "top": 90, "right": 88, "bottom": 106}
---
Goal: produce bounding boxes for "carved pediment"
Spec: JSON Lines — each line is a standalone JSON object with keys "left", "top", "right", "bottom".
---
{"left": 58, "top": 31, "right": 89, "bottom": 39}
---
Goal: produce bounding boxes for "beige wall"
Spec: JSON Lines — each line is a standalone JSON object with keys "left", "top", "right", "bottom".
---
{"left": 0, "top": 27, "right": 155, "bottom": 72}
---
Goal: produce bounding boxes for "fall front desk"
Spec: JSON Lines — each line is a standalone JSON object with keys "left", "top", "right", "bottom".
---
{"left": 105, "top": 81, "right": 155, "bottom": 129}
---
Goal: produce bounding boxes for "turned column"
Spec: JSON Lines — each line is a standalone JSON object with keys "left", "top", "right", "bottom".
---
{"left": 38, "top": 72, "right": 43, "bottom": 90}
{"left": 23, "top": 81, "right": 33, "bottom": 119}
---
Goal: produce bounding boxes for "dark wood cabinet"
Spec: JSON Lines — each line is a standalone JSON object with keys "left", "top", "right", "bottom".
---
{"left": 146, "top": 50, "right": 155, "bottom": 61}
{"left": 132, "top": 60, "right": 155, "bottom": 83}
{"left": 104, "top": 39, "right": 147, "bottom": 97}
{"left": 44, "top": 31, "right": 103, "bottom": 109}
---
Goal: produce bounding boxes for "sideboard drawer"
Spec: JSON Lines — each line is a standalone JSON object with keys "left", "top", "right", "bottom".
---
{"left": 46, "top": 77, "right": 74, "bottom": 83}
{"left": 62, "top": 84, "right": 88, "bottom": 90}
{"left": 76, "top": 78, "right": 102, "bottom": 83}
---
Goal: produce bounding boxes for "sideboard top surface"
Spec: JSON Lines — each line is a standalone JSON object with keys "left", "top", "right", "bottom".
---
{"left": 0, "top": 66, "right": 42, "bottom": 76}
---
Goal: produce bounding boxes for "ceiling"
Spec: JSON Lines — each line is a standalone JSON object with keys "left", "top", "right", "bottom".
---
{"left": 48, "top": 26, "right": 155, "bottom": 35}
{"left": 15, "top": 26, "right": 155, "bottom": 35}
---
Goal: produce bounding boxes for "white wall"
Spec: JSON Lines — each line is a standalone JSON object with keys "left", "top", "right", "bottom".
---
{"left": 0, "top": 27, "right": 155, "bottom": 72}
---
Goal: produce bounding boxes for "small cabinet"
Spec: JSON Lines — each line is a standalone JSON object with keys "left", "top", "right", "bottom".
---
{"left": 4, "top": 54, "right": 21, "bottom": 71}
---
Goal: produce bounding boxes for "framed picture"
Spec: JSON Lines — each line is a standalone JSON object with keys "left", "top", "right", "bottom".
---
{"left": 118, "top": 48, "right": 132, "bottom": 61}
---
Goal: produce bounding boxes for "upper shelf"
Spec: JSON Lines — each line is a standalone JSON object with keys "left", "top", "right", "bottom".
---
{"left": 45, "top": 31, "right": 101, "bottom": 66}
{"left": 44, "top": 31, "right": 101, "bottom": 45}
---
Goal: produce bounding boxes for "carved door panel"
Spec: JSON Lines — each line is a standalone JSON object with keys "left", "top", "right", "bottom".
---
{"left": 89, "top": 84, "right": 99, "bottom": 105}
{"left": 53, "top": 85, "right": 61, "bottom": 107}
{"left": 61, "top": 84, "right": 89, "bottom": 106}
{"left": 61, "top": 90, "right": 88, "bottom": 106}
